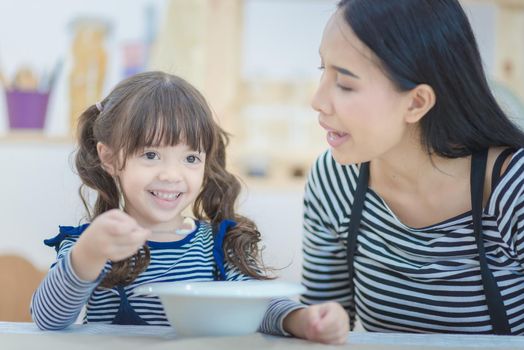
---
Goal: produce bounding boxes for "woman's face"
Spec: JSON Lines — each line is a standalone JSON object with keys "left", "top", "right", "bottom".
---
{"left": 312, "top": 10, "right": 414, "bottom": 165}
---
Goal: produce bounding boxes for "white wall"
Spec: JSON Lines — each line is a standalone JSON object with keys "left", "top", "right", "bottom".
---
{"left": 238, "top": 185, "right": 305, "bottom": 282}
{"left": 0, "top": 142, "right": 81, "bottom": 269}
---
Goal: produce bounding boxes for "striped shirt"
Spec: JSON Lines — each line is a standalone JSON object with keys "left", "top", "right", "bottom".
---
{"left": 300, "top": 149, "right": 524, "bottom": 334}
{"left": 31, "top": 220, "right": 302, "bottom": 334}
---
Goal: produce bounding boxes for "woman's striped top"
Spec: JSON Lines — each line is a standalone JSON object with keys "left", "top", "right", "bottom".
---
{"left": 31, "top": 220, "right": 302, "bottom": 334}
{"left": 300, "top": 149, "right": 524, "bottom": 334}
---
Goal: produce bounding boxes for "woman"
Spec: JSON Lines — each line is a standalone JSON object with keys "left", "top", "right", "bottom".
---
{"left": 286, "top": 0, "right": 524, "bottom": 336}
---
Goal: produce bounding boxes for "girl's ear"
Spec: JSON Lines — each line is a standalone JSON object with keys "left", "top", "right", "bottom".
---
{"left": 404, "top": 84, "right": 436, "bottom": 124}
{"left": 97, "top": 142, "right": 116, "bottom": 175}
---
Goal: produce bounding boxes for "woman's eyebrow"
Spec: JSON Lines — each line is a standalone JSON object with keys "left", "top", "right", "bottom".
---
{"left": 332, "top": 65, "right": 360, "bottom": 79}
{"left": 319, "top": 49, "right": 360, "bottom": 78}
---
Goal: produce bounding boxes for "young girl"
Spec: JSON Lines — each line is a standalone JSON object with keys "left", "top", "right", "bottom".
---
{"left": 30, "top": 71, "right": 347, "bottom": 341}
{"left": 290, "top": 0, "right": 524, "bottom": 336}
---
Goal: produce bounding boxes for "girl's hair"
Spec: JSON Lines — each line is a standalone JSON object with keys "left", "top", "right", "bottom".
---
{"left": 338, "top": 0, "right": 524, "bottom": 157}
{"left": 75, "top": 71, "right": 268, "bottom": 288}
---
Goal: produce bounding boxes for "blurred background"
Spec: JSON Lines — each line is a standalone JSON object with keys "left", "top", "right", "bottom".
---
{"left": 0, "top": 0, "right": 523, "bottom": 321}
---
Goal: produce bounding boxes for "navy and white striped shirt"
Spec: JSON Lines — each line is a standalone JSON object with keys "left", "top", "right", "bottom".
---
{"left": 300, "top": 149, "right": 524, "bottom": 334}
{"left": 31, "top": 220, "right": 302, "bottom": 334}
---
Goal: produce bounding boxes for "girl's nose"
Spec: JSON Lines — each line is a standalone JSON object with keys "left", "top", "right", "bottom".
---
{"left": 157, "top": 164, "right": 183, "bottom": 183}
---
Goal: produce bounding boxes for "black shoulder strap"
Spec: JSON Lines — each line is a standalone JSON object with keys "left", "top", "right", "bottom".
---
{"left": 471, "top": 150, "right": 511, "bottom": 334}
{"left": 491, "top": 148, "right": 515, "bottom": 190}
{"left": 346, "top": 162, "right": 369, "bottom": 289}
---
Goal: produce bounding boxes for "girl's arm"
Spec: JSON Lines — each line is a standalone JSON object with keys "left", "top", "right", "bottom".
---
{"left": 31, "top": 210, "right": 149, "bottom": 330}
{"left": 30, "top": 242, "right": 105, "bottom": 330}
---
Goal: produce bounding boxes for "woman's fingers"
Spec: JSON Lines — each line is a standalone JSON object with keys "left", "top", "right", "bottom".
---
{"left": 306, "top": 303, "right": 349, "bottom": 344}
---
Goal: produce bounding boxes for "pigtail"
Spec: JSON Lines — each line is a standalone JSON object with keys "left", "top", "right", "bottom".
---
{"left": 75, "top": 104, "right": 118, "bottom": 216}
{"left": 194, "top": 129, "right": 271, "bottom": 279}
{"left": 74, "top": 102, "right": 150, "bottom": 289}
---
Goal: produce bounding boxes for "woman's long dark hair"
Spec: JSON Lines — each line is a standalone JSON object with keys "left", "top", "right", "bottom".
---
{"left": 338, "top": 0, "right": 524, "bottom": 157}
{"left": 75, "top": 71, "right": 269, "bottom": 288}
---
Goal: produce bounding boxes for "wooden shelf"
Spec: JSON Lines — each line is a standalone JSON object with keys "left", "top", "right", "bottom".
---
{"left": 0, "top": 131, "right": 73, "bottom": 144}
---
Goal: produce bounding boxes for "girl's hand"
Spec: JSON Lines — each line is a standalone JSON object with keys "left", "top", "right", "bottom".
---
{"left": 71, "top": 209, "right": 151, "bottom": 281}
{"left": 283, "top": 302, "right": 349, "bottom": 345}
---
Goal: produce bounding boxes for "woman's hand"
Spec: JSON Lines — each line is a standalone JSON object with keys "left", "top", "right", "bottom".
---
{"left": 71, "top": 209, "right": 151, "bottom": 281}
{"left": 283, "top": 302, "right": 349, "bottom": 345}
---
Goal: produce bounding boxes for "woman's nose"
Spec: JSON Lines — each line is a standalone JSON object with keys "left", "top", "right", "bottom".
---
{"left": 311, "top": 77, "right": 333, "bottom": 116}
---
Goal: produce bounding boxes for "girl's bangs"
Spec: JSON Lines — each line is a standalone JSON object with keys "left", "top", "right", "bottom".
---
{"left": 120, "top": 93, "right": 215, "bottom": 158}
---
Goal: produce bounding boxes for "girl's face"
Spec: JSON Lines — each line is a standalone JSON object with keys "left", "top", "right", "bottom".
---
{"left": 117, "top": 143, "right": 205, "bottom": 231}
{"left": 312, "top": 10, "right": 414, "bottom": 165}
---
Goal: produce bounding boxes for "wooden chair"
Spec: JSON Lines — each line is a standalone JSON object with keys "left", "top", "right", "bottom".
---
{"left": 0, "top": 255, "right": 46, "bottom": 322}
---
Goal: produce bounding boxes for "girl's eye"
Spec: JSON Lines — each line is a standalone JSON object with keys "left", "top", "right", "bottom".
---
{"left": 186, "top": 155, "right": 201, "bottom": 164}
{"left": 317, "top": 65, "right": 325, "bottom": 71}
{"left": 143, "top": 151, "right": 159, "bottom": 160}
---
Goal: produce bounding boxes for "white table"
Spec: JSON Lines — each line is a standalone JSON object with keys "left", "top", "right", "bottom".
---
{"left": 1, "top": 322, "right": 523, "bottom": 350}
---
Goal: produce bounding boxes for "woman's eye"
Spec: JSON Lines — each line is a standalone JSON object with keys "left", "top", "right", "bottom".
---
{"left": 143, "top": 151, "right": 159, "bottom": 160}
{"left": 337, "top": 84, "right": 353, "bottom": 92}
{"left": 317, "top": 65, "right": 325, "bottom": 71}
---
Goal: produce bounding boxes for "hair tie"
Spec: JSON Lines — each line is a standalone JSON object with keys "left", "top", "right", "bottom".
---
{"left": 95, "top": 102, "right": 103, "bottom": 113}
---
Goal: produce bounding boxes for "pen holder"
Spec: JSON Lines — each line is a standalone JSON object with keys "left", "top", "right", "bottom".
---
{"left": 6, "top": 89, "right": 50, "bottom": 129}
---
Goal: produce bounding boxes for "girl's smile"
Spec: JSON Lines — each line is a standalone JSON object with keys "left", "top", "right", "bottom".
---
{"left": 148, "top": 189, "right": 184, "bottom": 210}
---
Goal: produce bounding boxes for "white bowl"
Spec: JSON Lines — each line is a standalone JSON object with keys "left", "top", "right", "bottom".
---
{"left": 134, "top": 280, "right": 305, "bottom": 337}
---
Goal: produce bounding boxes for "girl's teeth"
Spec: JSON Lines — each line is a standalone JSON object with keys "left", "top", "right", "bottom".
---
{"left": 152, "top": 191, "right": 181, "bottom": 199}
